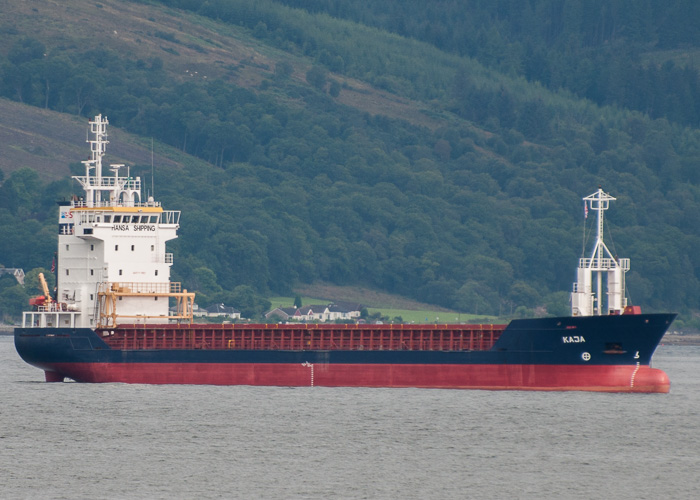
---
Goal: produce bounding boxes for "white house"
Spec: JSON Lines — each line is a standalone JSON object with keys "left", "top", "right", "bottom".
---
{"left": 204, "top": 303, "right": 241, "bottom": 319}
{"left": 0, "top": 267, "right": 25, "bottom": 285}
{"left": 264, "top": 302, "right": 363, "bottom": 322}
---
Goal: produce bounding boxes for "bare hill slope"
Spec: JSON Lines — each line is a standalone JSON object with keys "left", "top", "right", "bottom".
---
{"left": 0, "top": 99, "right": 181, "bottom": 179}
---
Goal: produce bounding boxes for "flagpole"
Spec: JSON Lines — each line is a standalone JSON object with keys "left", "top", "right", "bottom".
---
{"left": 52, "top": 251, "right": 57, "bottom": 301}
{"left": 582, "top": 200, "right": 587, "bottom": 257}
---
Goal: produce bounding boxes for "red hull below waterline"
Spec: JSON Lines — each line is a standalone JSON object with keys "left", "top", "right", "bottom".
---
{"left": 42, "top": 362, "right": 670, "bottom": 393}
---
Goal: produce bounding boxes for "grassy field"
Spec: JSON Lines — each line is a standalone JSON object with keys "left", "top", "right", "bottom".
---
{"left": 267, "top": 296, "right": 330, "bottom": 310}
{"left": 267, "top": 295, "right": 498, "bottom": 325}
{"left": 365, "top": 308, "right": 498, "bottom": 325}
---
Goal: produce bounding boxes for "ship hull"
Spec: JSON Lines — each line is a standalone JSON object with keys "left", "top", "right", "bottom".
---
{"left": 15, "top": 314, "right": 675, "bottom": 392}
{"left": 36, "top": 361, "right": 669, "bottom": 392}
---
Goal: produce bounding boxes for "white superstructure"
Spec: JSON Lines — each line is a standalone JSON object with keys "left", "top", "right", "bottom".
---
{"left": 23, "top": 115, "right": 193, "bottom": 329}
{"left": 571, "top": 188, "right": 629, "bottom": 316}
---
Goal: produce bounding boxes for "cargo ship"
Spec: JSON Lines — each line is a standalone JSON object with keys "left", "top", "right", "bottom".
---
{"left": 15, "top": 115, "right": 675, "bottom": 392}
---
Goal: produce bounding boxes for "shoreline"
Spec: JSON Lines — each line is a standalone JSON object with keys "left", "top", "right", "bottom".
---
{"left": 660, "top": 333, "right": 700, "bottom": 346}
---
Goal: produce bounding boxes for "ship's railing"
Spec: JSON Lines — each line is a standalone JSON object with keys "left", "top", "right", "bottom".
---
{"left": 71, "top": 200, "right": 162, "bottom": 208}
{"left": 98, "top": 281, "right": 184, "bottom": 294}
{"left": 36, "top": 304, "right": 60, "bottom": 312}
{"left": 96, "top": 281, "right": 194, "bottom": 328}
{"left": 98, "top": 324, "right": 507, "bottom": 352}
{"left": 72, "top": 176, "right": 141, "bottom": 190}
{"left": 578, "top": 257, "right": 630, "bottom": 270}
{"left": 72, "top": 176, "right": 118, "bottom": 188}
{"left": 22, "top": 310, "right": 80, "bottom": 328}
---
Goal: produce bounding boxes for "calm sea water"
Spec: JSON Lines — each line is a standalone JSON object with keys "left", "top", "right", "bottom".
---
{"left": 1, "top": 335, "right": 699, "bottom": 499}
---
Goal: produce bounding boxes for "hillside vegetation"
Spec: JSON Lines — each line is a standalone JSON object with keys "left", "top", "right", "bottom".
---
{"left": 1, "top": 0, "right": 700, "bottom": 327}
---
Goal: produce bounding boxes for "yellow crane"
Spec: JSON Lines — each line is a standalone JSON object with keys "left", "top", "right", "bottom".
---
{"left": 38, "top": 272, "right": 53, "bottom": 305}
{"left": 29, "top": 273, "right": 54, "bottom": 309}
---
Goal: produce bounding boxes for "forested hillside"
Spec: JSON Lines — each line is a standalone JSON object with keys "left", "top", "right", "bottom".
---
{"left": 280, "top": 0, "right": 700, "bottom": 127}
{"left": 1, "top": 0, "right": 699, "bottom": 326}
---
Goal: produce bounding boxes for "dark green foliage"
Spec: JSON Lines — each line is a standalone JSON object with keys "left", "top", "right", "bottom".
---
{"left": 274, "top": 61, "right": 293, "bottom": 79}
{"left": 274, "top": 0, "right": 700, "bottom": 127}
{"left": 7, "top": 37, "right": 45, "bottom": 65}
{"left": 0, "top": 278, "right": 29, "bottom": 323}
{"left": 1, "top": 0, "right": 700, "bottom": 322}
{"left": 329, "top": 79, "right": 341, "bottom": 98}
{"left": 306, "top": 65, "right": 327, "bottom": 90}
{"left": 229, "top": 285, "right": 272, "bottom": 319}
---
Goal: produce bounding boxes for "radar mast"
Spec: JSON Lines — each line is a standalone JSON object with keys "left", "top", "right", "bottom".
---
{"left": 571, "top": 188, "right": 629, "bottom": 316}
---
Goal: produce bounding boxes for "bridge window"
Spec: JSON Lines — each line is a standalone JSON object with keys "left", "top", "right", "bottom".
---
{"left": 113, "top": 215, "right": 121, "bottom": 223}
{"left": 104, "top": 215, "right": 111, "bottom": 223}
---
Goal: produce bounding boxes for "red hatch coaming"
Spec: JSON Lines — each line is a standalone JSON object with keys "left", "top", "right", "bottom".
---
{"left": 97, "top": 323, "right": 508, "bottom": 352}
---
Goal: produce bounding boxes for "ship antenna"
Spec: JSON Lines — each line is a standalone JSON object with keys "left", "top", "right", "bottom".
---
{"left": 581, "top": 199, "right": 587, "bottom": 257}
{"left": 151, "top": 137, "right": 155, "bottom": 199}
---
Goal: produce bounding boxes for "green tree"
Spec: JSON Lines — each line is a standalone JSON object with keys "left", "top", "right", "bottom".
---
{"left": 275, "top": 61, "right": 293, "bottom": 79}
{"left": 24, "top": 268, "right": 55, "bottom": 298}
{"left": 0, "top": 168, "right": 42, "bottom": 215}
{"left": 191, "top": 267, "right": 223, "bottom": 298}
{"left": 0, "top": 284, "right": 29, "bottom": 323}
{"left": 36, "top": 55, "right": 72, "bottom": 109}
{"left": 329, "top": 79, "right": 341, "bottom": 97}
{"left": 306, "top": 65, "right": 327, "bottom": 90}
{"left": 8, "top": 37, "right": 45, "bottom": 65}
{"left": 64, "top": 72, "right": 98, "bottom": 116}
{"left": 230, "top": 285, "right": 271, "bottom": 319}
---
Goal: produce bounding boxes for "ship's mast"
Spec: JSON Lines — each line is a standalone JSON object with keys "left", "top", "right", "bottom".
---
{"left": 80, "top": 115, "right": 109, "bottom": 207}
{"left": 74, "top": 115, "right": 141, "bottom": 208}
{"left": 571, "top": 188, "right": 629, "bottom": 316}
